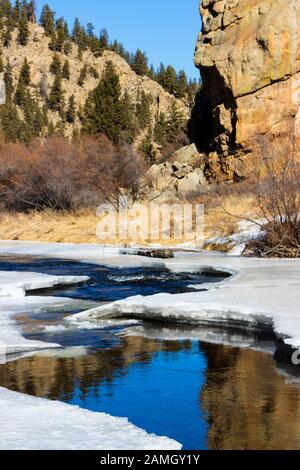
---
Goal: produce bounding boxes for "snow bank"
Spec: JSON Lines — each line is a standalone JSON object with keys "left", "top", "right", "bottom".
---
{"left": 0, "top": 270, "right": 88, "bottom": 297}
{"left": 0, "top": 387, "right": 181, "bottom": 450}
{"left": 0, "top": 270, "right": 88, "bottom": 355}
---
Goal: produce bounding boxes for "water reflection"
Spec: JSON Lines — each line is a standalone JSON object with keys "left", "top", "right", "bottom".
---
{"left": 1, "top": 333, "right": 300, "bottom": 449}
{"left": 201, "top": 343, "right": 300, "bottom": 450}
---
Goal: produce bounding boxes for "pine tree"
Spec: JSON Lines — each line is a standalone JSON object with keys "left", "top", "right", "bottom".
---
{"left": 99, "top": 29, "right": 109, "bottom": 52}
{"left": 50, "top": 53, "right": 62, "bottom": 76}
{"left": 3, "top": 19, "right": 13, "bottom": 46}
{"left": 78, "top": 64, "right": 88, "bottom": 87}
{"left": 176, "top": 70, "right": 188, "bottom": 98}
{"left": 62, "top": 59, "right": 70, "bottom": 80}
{"left": 166, "top": 100, "right": 184, "bottom": 141}
{"left": 19, "top": 57, "right": 31, "bottom": 85}
{"left": 154, "top": 112, "right": 168, "bottom": 145}
{"left": 136, "top": 91, "right": 152, "bottom": 130}
{"left": 140, "top": 127, "right": 157, "bottom": 164}
{"left": 12, "top": 0, "right": 20, "bottom": 25}
{"left": 48, "top": 75, "right": 64, "bottom": 112}
{"left": 50, "top": 17, "right": 67, "bottom": 52}
{"left": 0, "top": 100, "right": 25, "bottom": 142}
{"left": 14, "top": 58, "right": 31, "bottom": 107}
{"left": 40, "top": 4, "right": 55, "bottom": 37}
{"left": 118, "top": 90, "right": 138, "bottom": 143}
{"left": 66, "top": 94, "right": 76, "bottom": 123}
{"left": 4, "top": 61, "right": 13, "bottom": 100}
{"left": 18, "top": 9, "right": 29, "bottom": 45}
{"left": 163, "top": 65, "right": 177, "bottom": 95}
{"left": 27, "top": 1, "right": 36, "bottom": 23}
{"left": 131, "top": 49, "right": 148, "bottom": 76}
{"left": 83, "top": 61, "right": 132, "bottom": 144}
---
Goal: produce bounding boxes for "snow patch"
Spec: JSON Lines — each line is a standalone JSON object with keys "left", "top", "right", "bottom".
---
{"left": 0, "top": 387, "right": 181, "bottom": 450}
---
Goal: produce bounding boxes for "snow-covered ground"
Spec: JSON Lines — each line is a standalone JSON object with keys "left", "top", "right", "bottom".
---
{"left": 0, "top": 387, "right": 181, "bottom": 450}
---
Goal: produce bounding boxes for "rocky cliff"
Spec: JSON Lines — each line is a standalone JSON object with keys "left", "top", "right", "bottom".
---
{"left": 194, "top": 0, "right": 300, "bottom": 179}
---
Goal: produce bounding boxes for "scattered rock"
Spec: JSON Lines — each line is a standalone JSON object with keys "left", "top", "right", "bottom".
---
{"left": 136, "top": 249, "right": 174, "bottom": 259}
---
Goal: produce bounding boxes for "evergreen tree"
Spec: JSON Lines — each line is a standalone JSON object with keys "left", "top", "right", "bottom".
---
{"left": 18, "top": 10, "right": 29, "bottom": 46}
{"left": 78, "top": 64, "right": 88, "bottom": 86}
{"left": 14, "top": 58, "right": 31, "bottom": 107}
{"left": 40, "top": 4, "right": 55, "bottom": 37}
{"left": 0, "top": 100, "right": 26, "bottom": 142}
{"left": 48, "top": 75, "right": 64, "bottom": 112}
{"left": 86, "top": 22, "right": 94, "bottom": 38}
{"left": 118, "top": 90, "right": 138, "bottom": 143}
{"left": 4, "top": 61, "right": 13, "bottom": 100}
{"left": 19, "top": 57, "right": 30, "bottom": 85}
{"left": 63, "top": 40, "right": 72, "bottom": 55}
{"left": 176, "top": 70, "right": 188, "bottom": 98}
{"left": 3, "top": 19, "right": 13, "bottom": 46}
{"left": 50, "top": 53, "right": 62, "bottom": 76}
{"left": 83, "top": 61, "right": 133, "bottom": 144}
{"left": 12, "top": 0, "right": 20, "bottom": 24}
{"left": 166, "top": 100, "right": 184, "bottom": 141}
{"left": 154, "top": 112, "right": 168, "bottom": 145}
{"left": 131, "top": 49, "right": 148, "bottom": 76}
{"left": 136, "top": 91, "right": 152, "bottom": 130}
{"left": 27, "top": 0, "right": 36, "bottom": 23}
{"left": 140, "top": 127, "right": 157, "bottom": 164}
{"left": 99, "top": 28, "right": 109, "bottom": 52}
{"left": 163, "top": 65, "right": 177, "bottom": 95}
{"left": 89, "top": 66, "right": 99, "bottom": 79}
{"left": 50, "top": 17, "right": 67, "bottom": 52}
{"left": 66, "top": 94, "right": 76, "bottom": 123}
{"left": 62, "top": 59, "right": 70, "bottom": 80}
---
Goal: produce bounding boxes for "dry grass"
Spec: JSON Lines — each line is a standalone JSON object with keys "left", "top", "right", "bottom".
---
{"left": 0, "top": 191, "right": 258, "bottom": 249}
{"left": 0, "top": 209, "right": 100, "bottom": 244}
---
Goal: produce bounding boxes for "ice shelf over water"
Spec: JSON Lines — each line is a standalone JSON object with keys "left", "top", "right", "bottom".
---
{"left": 0, "top": 387, "right": 181, "bottom": 450}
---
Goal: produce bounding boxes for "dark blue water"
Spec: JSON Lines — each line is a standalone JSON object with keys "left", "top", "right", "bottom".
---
{"left": 0, "top": 255, "right": 228, "bottom": 301}
{"left": 1, "top": 256, "right": 300, "bottom": 450}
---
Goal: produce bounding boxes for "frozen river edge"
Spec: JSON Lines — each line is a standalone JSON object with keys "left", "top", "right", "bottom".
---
{"left": 0, "top": 253, "right": 181, "bottom": 450}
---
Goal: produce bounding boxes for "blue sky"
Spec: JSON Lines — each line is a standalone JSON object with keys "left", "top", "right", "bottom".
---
{"left": 35, "top": 0, "right": 201, "bottom": 79}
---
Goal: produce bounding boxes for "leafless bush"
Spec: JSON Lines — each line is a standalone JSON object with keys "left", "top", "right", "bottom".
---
{"left": 0, "top": 136, "right": 147, "bottom": 212}
{"left": 247, "top": 136, "right": 300, "bottom": 257}
{"left": 217, "top": 136, "right": 300, "bottom": 257}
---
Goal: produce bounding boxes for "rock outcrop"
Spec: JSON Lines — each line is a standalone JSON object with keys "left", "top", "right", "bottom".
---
{"left": 194, "top": 0, "right": 300, "bottom": 178}
{"left": 142, "top": 144, "right": 207, "bottom": 201}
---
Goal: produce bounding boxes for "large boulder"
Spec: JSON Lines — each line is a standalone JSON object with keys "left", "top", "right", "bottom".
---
{"left": 194, "top": 0, "right": 300, "bottom": 166}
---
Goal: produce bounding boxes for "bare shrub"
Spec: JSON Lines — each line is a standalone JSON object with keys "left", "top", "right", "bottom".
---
{"left": 216, "top": 136, "right": 300, "bottom": 257}
{"left": 247, "top": 137, "right": 300, "bottom": 257}
{"left": 0, "top": 136, "right": 147, "bottom": 212}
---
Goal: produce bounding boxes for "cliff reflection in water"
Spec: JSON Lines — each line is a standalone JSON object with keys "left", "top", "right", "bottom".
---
{"left": 200, "top": 343, "right": 300, "bottom": 450}
{"left": 1, "top": 335, "right": 300, "bottom": 450}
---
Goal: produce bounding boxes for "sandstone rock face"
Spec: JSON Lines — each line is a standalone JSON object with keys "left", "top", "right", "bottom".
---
{"left": 194, "top": 0, "right": 300, "bottom": 171}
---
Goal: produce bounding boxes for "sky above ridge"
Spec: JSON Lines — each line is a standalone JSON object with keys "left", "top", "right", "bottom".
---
{"left": 35, "top": 0, "right": 201, "bottom": 79}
